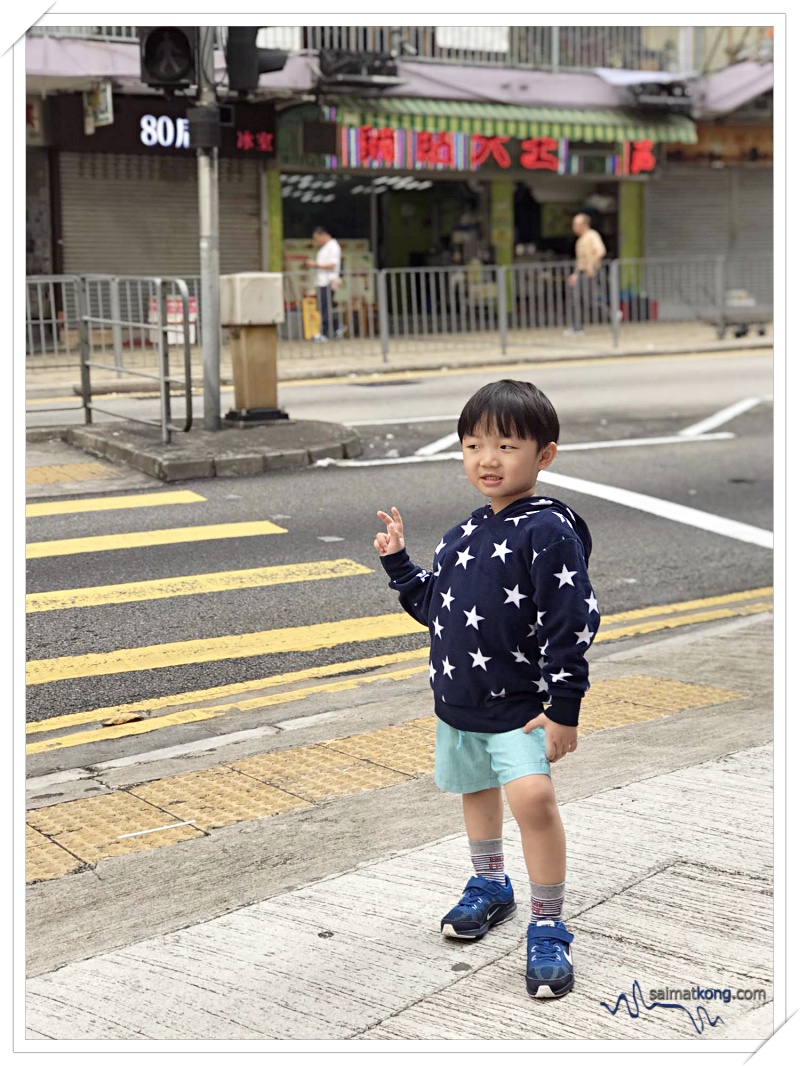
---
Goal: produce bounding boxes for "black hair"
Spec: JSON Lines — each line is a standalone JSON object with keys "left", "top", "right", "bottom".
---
{"left": 457, "top": 379, "right": 560, "bottom": 448}
{"left": 312, "top": 226, "right": 329, "bottom": 236}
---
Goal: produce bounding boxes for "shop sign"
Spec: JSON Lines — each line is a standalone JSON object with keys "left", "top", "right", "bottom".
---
{"left": 49, "top": 95, "right": 277, "bottom": 159}
{"left": 26, "top": 98, "right": 46, "bottom": 146}
{"left": 341, "top": 124, "right": 657, "bottom": 176}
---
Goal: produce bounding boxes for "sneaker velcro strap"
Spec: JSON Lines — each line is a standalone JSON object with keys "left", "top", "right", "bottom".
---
{"left": 528, "top": 924, "right": 574, "bottom": 944}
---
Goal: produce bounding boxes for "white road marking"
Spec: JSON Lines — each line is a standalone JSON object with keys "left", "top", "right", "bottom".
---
{"left": 415, "top": 431, "right": 461, "bottom": 456}
{"left": 537, "top": 470, "right": 772, "bottom": 549}
{"left": 327, "top": 431, "right": 736, "bottom": 468}
{"left": 117, "top": 821, "right": 197, "bottom": 839}
{"left": 679, "top": 397, "right": 763, "bottom": 436}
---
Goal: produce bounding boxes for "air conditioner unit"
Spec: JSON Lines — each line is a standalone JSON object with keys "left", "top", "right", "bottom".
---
{"left": 317, "top": 49, "right": 405, "bottom": 90}
{"left": 627, "top": 80, "right": 694, "bottom": 115}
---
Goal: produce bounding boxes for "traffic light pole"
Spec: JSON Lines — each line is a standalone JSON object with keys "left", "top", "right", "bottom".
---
{"left": 196, "top": 27, "right": 221, "bottom": 431}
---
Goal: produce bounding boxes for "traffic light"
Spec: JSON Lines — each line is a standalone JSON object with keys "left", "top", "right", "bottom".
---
{"left": 225, "top": 27, "right": 288, "bottom": 94}
{"left": 139, "top": 27, "right": 197, "bottom": 91}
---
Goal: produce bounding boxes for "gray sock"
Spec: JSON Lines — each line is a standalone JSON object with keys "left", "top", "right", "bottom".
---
{"left": 530, "top": 879, "right": 565, "bottom": 921}
{"left": 469, "top": 838, "right": 505, "bottom": 883}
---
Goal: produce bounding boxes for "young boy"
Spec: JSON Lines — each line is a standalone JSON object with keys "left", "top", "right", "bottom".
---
{"left": 374, "top": 379, "right": 600, "bottom": 998}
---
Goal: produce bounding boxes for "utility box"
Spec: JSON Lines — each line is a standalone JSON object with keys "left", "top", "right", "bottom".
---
{"left": 220, "top": 273, "right": 289, "bottom": 424}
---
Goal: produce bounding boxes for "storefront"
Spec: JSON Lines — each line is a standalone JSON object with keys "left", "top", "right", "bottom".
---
{"left": 26, "top": 96, "right": 52, "bottom": 275}
{"left": 645, "top": 117, "right": 773, "bottom": 260}
{"left": 276, "top": 98, "right": 698, "bottom": 275}
{"left": 46, "top": 93, "right": 279, "bottom": 277}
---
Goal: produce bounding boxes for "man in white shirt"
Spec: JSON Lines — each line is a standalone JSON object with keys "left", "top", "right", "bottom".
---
{"left": 306, "top": 226, "right": 343, "bottom": 341}
{"left": 565, "top": 213, "right": 606, "bottom": 336}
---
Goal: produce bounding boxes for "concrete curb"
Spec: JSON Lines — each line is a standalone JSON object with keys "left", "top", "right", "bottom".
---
{"left": 24, "top": 337, "right": 773, "bottom": 399}
{"left": 29, "top": 420, "right": 363, "bottom": 482}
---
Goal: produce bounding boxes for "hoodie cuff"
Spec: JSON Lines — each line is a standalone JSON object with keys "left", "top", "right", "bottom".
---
{"left": 380, "top": 548, "right": 417, "bottom": 582}
{"left": 543, "top": 697, "right": 581, "bottom": 727}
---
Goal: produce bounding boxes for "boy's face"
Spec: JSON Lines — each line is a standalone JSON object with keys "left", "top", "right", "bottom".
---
{"left": 461, "top": 423, "right": 557, "bottom": 513}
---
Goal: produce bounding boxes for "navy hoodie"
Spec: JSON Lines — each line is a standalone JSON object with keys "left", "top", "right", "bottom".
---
{"left": 380, "top": 495, "right": 599, "bottom": 732}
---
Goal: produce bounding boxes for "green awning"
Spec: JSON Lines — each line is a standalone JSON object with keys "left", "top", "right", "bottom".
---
{"left": 334, "top": 97, "right": 697, "bottom": 144}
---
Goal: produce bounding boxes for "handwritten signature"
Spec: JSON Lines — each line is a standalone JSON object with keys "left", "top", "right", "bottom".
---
{"left": 600, "top": 980, "right": 724, "bottom": 1035}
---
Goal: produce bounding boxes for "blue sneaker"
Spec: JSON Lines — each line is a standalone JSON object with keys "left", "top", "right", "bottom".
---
{"left": 440, "top": 875, "right": 516, "bottom": 939}
{"left": 526, "top": 920, "right": 575, "bottom": 997}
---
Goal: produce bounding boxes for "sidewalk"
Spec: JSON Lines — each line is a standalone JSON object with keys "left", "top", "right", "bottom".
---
{"left": 25, "top": 613, "right": 774, "bottom": 1042}
{"left": 26, "top": 320, "right": 773, "bottom": 398}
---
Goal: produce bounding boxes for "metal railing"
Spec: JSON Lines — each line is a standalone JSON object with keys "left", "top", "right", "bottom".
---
{"left": 26, "top": 275, "right": 194, "bottom": 443}
{"left": 27, "top": 24, "right": 702, "bottom": 73}
{"left": 27, "top": 257, "right": 772, "bottom": 390}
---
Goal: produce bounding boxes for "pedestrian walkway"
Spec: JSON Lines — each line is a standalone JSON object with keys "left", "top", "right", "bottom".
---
{"left": 25, "top": 320, "right": 773, "bottom": 398}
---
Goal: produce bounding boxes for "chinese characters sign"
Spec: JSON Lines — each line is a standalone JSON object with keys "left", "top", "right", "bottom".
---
{"left": 340, "top": 124, "right": 657, "bottom": 176}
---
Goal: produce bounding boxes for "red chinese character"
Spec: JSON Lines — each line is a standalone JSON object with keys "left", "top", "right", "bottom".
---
{"left": 470, "top": 134, "right": 512, "bottom": 168}
{"left": 237, "top": 129, "right": 255, "bottom": 151}
{"left": 630, "top": 139, "right": 656, "bottom": 174}
{"left": 416, "top": 130, "right": 455, "bottom": 168}
{"left": 359, "top": 125, "right": 396, "bottom": 165}
{"left": 255, "top": 131, "right": 274, "bottom": 153}
{"left": 520, "top": 137, "right": 559, "bottom": 171}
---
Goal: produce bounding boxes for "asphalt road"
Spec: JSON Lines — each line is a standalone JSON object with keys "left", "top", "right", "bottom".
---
{"left": 26, "top": 350, "right": 773, "bottom": 724}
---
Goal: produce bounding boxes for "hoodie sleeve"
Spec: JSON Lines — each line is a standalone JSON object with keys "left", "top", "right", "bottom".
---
{"left": 380, "top": 548, "right": 437, "bottom": 628}
{"left": 530, "top": 535, "right": 600, "bottom": 727}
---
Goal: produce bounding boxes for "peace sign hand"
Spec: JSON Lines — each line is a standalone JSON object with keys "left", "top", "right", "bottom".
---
{"left": 374, "top": 507, "right": 405, "bottom": 556}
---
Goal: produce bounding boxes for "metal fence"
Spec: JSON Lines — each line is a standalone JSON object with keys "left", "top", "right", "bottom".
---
{"left": 27, "top": 256, "right": 773, "bottom": 385}
{"left": 26, "top": 274, "right": 194, "bottom": 442}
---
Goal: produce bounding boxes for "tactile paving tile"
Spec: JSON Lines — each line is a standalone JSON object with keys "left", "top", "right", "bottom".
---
{"left": 579, "top": 675, "right": 745, "bottom": 735}
{"left": 25, "top": 825, "right": 83, "bottom": 883}
{"left": 129, "top": 765, "right": 312, "bottom": 831}
{"left": 230, "top": 744, "right": 411, "bottom": 802}
{"left": 323, "top": 720, "right": 436, "bottom": 776}
{"left": 26, "top": 463, "right": 119, "bottom": 485}
{"left": 26, "top": 790, "right": 204, "bottom": 863}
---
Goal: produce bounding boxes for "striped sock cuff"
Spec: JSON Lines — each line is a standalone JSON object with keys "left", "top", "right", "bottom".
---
{"left": 530, "top": 879, "right": 565, "bottom": 921}
{"left": 469, "top": 838, "right": 505, "bottom": 883}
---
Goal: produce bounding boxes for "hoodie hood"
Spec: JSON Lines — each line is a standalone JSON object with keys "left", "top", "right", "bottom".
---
{"left": 472, "top": 494, "right": 593, "bottom": 561}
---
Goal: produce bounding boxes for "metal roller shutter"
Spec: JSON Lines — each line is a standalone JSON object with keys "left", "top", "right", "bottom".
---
{"left": 644, "top": 166, "right": 732, "bottom": 258}
{"left": 734, "top": 167, "right": 773, "bottom": 258}
{"left": 59, "top": 152, "right": 262, "bottom": 276}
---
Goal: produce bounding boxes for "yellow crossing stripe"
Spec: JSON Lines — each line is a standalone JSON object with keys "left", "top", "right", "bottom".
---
{"left": 26, "top": 648, "right": 430, "bottom": 735}
{"left": 26, "top": 490, "right": 206, "bottom": 518}
{"left": 26, "top": 612, "right": 425, "bottom": 686}
{"left": 26, "top": 519, "right": 287, "bottom": 559}
{"left": 26, "top": 462, "right": 120, "bottom": 484}
{"left": 26, "top": 558, "right": 374, "bottom": 613}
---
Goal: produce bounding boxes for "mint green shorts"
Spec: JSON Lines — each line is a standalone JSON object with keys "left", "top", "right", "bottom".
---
{"left": 434, "top": 718, "right": 551, "bottom": 794}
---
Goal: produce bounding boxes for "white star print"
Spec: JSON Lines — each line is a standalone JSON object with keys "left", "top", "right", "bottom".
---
{"left": 504, "top": 513, "right": 530, "bottom": 526}
{"left": 531, "top": 499, "right": 553, "bottom": 507}
{"left": 555, "top": 564, "right": 577, "bottom": 587}
{"left": 429, "top": 662, "right": 437, "bottom": 681}
{"left": 538, "top": 656, "right": 548, "bottom": 669}
{"left": 460, "top": 519, "right": 477, "bottom": 538}
{"left": 503, "top": 585, "right": 528, "bottom": 608}
{"left": 554, "top": 512, "right": 572, "bottom": 525}
{"left": 550, "top": 669, "right": 572, "bottom": 683}
{"left": 440, "top": 587, "right": 454, "bottom": 610}
{"left": 491, "top": 540, "right": 513, "bottom": 563}
{"left": 463, "top": 606, "right": 484, "bottom": 630}
{"left": 535, "top": 677, "right": 550, "bottom": 693}
{"left": 527, "top": 624, "right": 538, "bottom": 639}
{"left": 538, "top": 640, "right": 549, "bottom": 656}
{"left": 585, "top": 591, "right": 599, "bottom": 614}
{"left": 441, "top": 656, "right": 456, "bottom": 679}
{"left": 417, "top": 570, "right": 430, "bottom": 583}
{"left": 489, "top": 689, "right": 506, "bottom": 699}
{"left": 531, "top": 548, "right": 540, "bottom": 566}
{"left": 434, "top": 563, "right": 442, "bottom": 577}
{"left": 511, "top": 647, "right": 530, "bottom": 664}
{"left": 456, "top": 547, "right": 475, "bottom": 570}
{"left": 435, "top": 538, "right": 447, "bottom": 555}
{"left": 469, "top": 648, "right": 492, "bottom": 671}
{"left": 575, "top": 625, "right": 595, "bottom": 645}
{"left": 432, "top": 616, "right": 444, "bottom": 638}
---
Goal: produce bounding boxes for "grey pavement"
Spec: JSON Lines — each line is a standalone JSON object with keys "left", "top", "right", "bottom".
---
{"left": 26, "top": 613, "right": 775, "bottom": 1042}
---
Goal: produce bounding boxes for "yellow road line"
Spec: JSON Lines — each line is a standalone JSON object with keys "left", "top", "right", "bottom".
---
{"left": 26, "top": 647, "right": 431, "bottom": 734}
{"left": 26, "top": 612, "right": 425, "bottom": 686}
{"left": 26, "top": 558, "right": 374, "bottom": 613}
{"left": 595, "top": 601, "right": 772, "bottom": 643}
{"left": 26, "top": 462, "right": 120, "bottom": 484}
{"left": 602, "top": 587, "right": 772, "bottom": 625}
{"left": 26, "top": 519, "right": 287, "bottom": 560}
{"left": 26, "top": 665, "right": 428, "bottom": 755}
{"left": 26, "top": 490, "right": 206, "bottom": 518}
